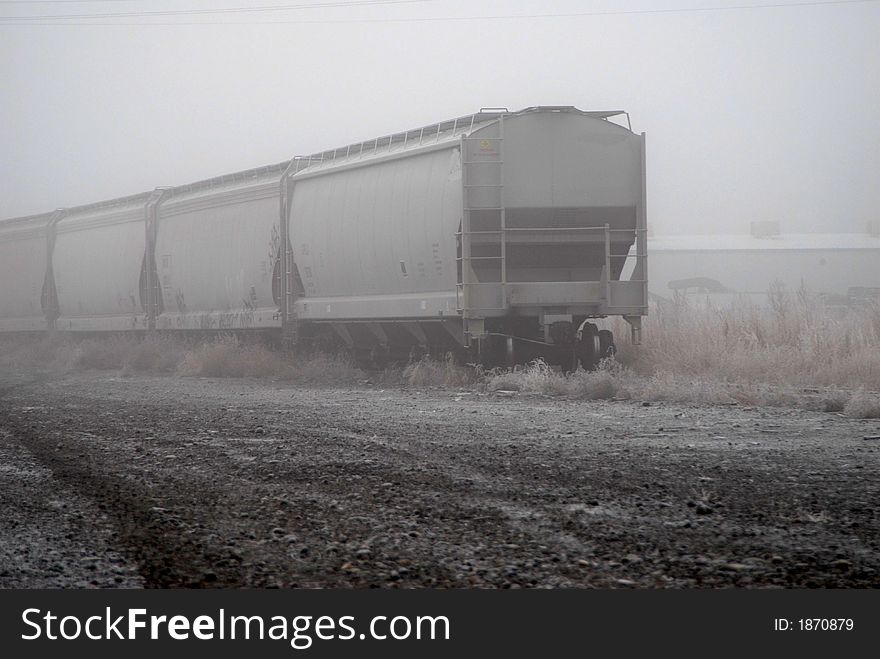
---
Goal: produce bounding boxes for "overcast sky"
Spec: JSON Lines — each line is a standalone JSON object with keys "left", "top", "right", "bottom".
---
{"left": 1, "top": 0, "right": 878, "bottom": 235}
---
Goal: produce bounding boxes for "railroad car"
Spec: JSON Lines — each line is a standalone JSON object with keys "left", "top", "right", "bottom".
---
{"left": 0, "top": 106, "right": 648, "bottom": 369}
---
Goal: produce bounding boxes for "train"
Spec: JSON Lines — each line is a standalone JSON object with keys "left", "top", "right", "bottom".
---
{"left": 0, "top": 106, "right": 648, "bottom": 369}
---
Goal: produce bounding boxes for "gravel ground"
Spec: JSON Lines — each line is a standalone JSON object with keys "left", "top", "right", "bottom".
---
{"left": 0, "top": 370, "right": 878, "bottom": 588}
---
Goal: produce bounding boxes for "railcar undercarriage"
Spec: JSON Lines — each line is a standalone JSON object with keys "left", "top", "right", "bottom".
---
{"left": 296, "top": 315, "right": 621, "bottom": 372}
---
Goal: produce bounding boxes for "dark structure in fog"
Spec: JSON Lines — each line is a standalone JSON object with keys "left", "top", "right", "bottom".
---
{"left": 631, "top": 223, "right": 880, "bottom": 305}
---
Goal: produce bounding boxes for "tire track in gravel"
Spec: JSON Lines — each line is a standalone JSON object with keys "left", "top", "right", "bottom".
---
{"left": 0, "top": 430, "right": 143, "bottom": 588}
{"left": 0, "top": 393, "right": 309, "bottom": 588}
{"left": 6, "top": 426, "right": 238, "bottom": 587}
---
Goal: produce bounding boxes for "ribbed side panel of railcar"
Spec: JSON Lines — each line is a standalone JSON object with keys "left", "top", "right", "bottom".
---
{"left": 155, "top": 173, "right": 283, "bottom": 331}
{"left": 290, "top": 144, "right": 464, "bottom": 321}
{"left": 54, "top": 196, "right": 150, "bottom": 331}
{"left": 0, "top": 214, "right": 52, "bottom": 331}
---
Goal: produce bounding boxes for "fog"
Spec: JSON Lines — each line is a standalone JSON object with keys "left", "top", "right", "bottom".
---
{"left": 1, "top": 0, "right": 878, "bottom": 235}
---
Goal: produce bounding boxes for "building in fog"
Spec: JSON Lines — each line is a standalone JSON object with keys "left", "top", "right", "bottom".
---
{"left": 628, "top": 223, "right": 880, "bottom": 305}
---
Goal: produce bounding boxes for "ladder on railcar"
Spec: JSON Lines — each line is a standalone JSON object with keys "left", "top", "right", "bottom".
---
{"left": 458, "top": 113, "right": 507, "bottom": 324}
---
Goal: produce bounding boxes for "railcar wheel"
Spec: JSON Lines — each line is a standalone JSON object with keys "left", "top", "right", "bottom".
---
{"left": 576, "top": 322, "right": 600, "bottom": 371}
{"left": 598, "top": 329, "right": 616, "bottom": 360}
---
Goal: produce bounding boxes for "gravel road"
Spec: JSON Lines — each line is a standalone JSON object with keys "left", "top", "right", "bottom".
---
{"left": 1, "top": 370, "right": 878, "bottom": 588}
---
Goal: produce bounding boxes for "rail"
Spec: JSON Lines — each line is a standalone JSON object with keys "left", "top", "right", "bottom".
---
{"left": 170, "top": 160, "right": 291, "bottom": 197}
{"left": 290, "top": 110, "right": 505, "bottom": 173}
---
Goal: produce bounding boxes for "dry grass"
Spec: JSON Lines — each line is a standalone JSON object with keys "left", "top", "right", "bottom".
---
{"left": 0, "top": 334, "right": 78, "bottom": 372}
{"left": 177, "top": 335, "right": 363, "bottom": 384}
{"left": 843, "top": 389, "right": 880, "bottom": 419}
{"left": 402, "top": 353, "right": 479, "bottom": 388}
{"left": 177, "top": 336, "right": 278, "bottom": 378}
{"left": 0, "top": 334, "right": 186, "bottom": 374}
{"left": 483, "top": 357, "right": 879, "bottom": 417}
{"left": 613, "top": 289, "right": 880, "bottom": 390}
{"left": 602, "top": 289, "right": 879, "bottom": 417}
{"left": 122, "top": 335, "right": 187, "bottom": 374}
{"left": 73, "top": 336, "right": 138, "bottom": 371}
{"left": 487, "top": 359, "right": 621, "bottom": 400}
{"left": 1, "top": 288, "right": 877, "bottom": 417}
{"left": 0, "top": 333, "right": 361, "bottom": 385}
{"left": 281, "top": 351, "right": 365, "bottom": 385}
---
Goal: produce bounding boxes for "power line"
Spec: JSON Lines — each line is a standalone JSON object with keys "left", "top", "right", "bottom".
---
{"left": 0, "top": 1, "right": 160, "bottom": 4}
{"left": 0, "top": 0, "right": 434, "bottom": 20}
{"left": 0, "top": 0, "right": 876, "bottom": 25}
{"left": 0, "top": 2, "right": 153, "bottom": 4}
{"left": 0, "top": 1, "right": 153, "bottom": 4}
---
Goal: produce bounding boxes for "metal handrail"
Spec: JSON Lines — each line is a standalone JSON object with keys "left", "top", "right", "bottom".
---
{"left": 289, "top": 105, "right": 628, "bottom": 175}
{"left": 457, "top": 227, "right": 641, "bottom": 234}
{"left": 299, "top": 109, "right": 508, "bottom": 171}
{"left": 170, "top": 160, "right": 291, "bottom": 197}
{"left": 503, "top": 226, "right": 637, "bottom": 232}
